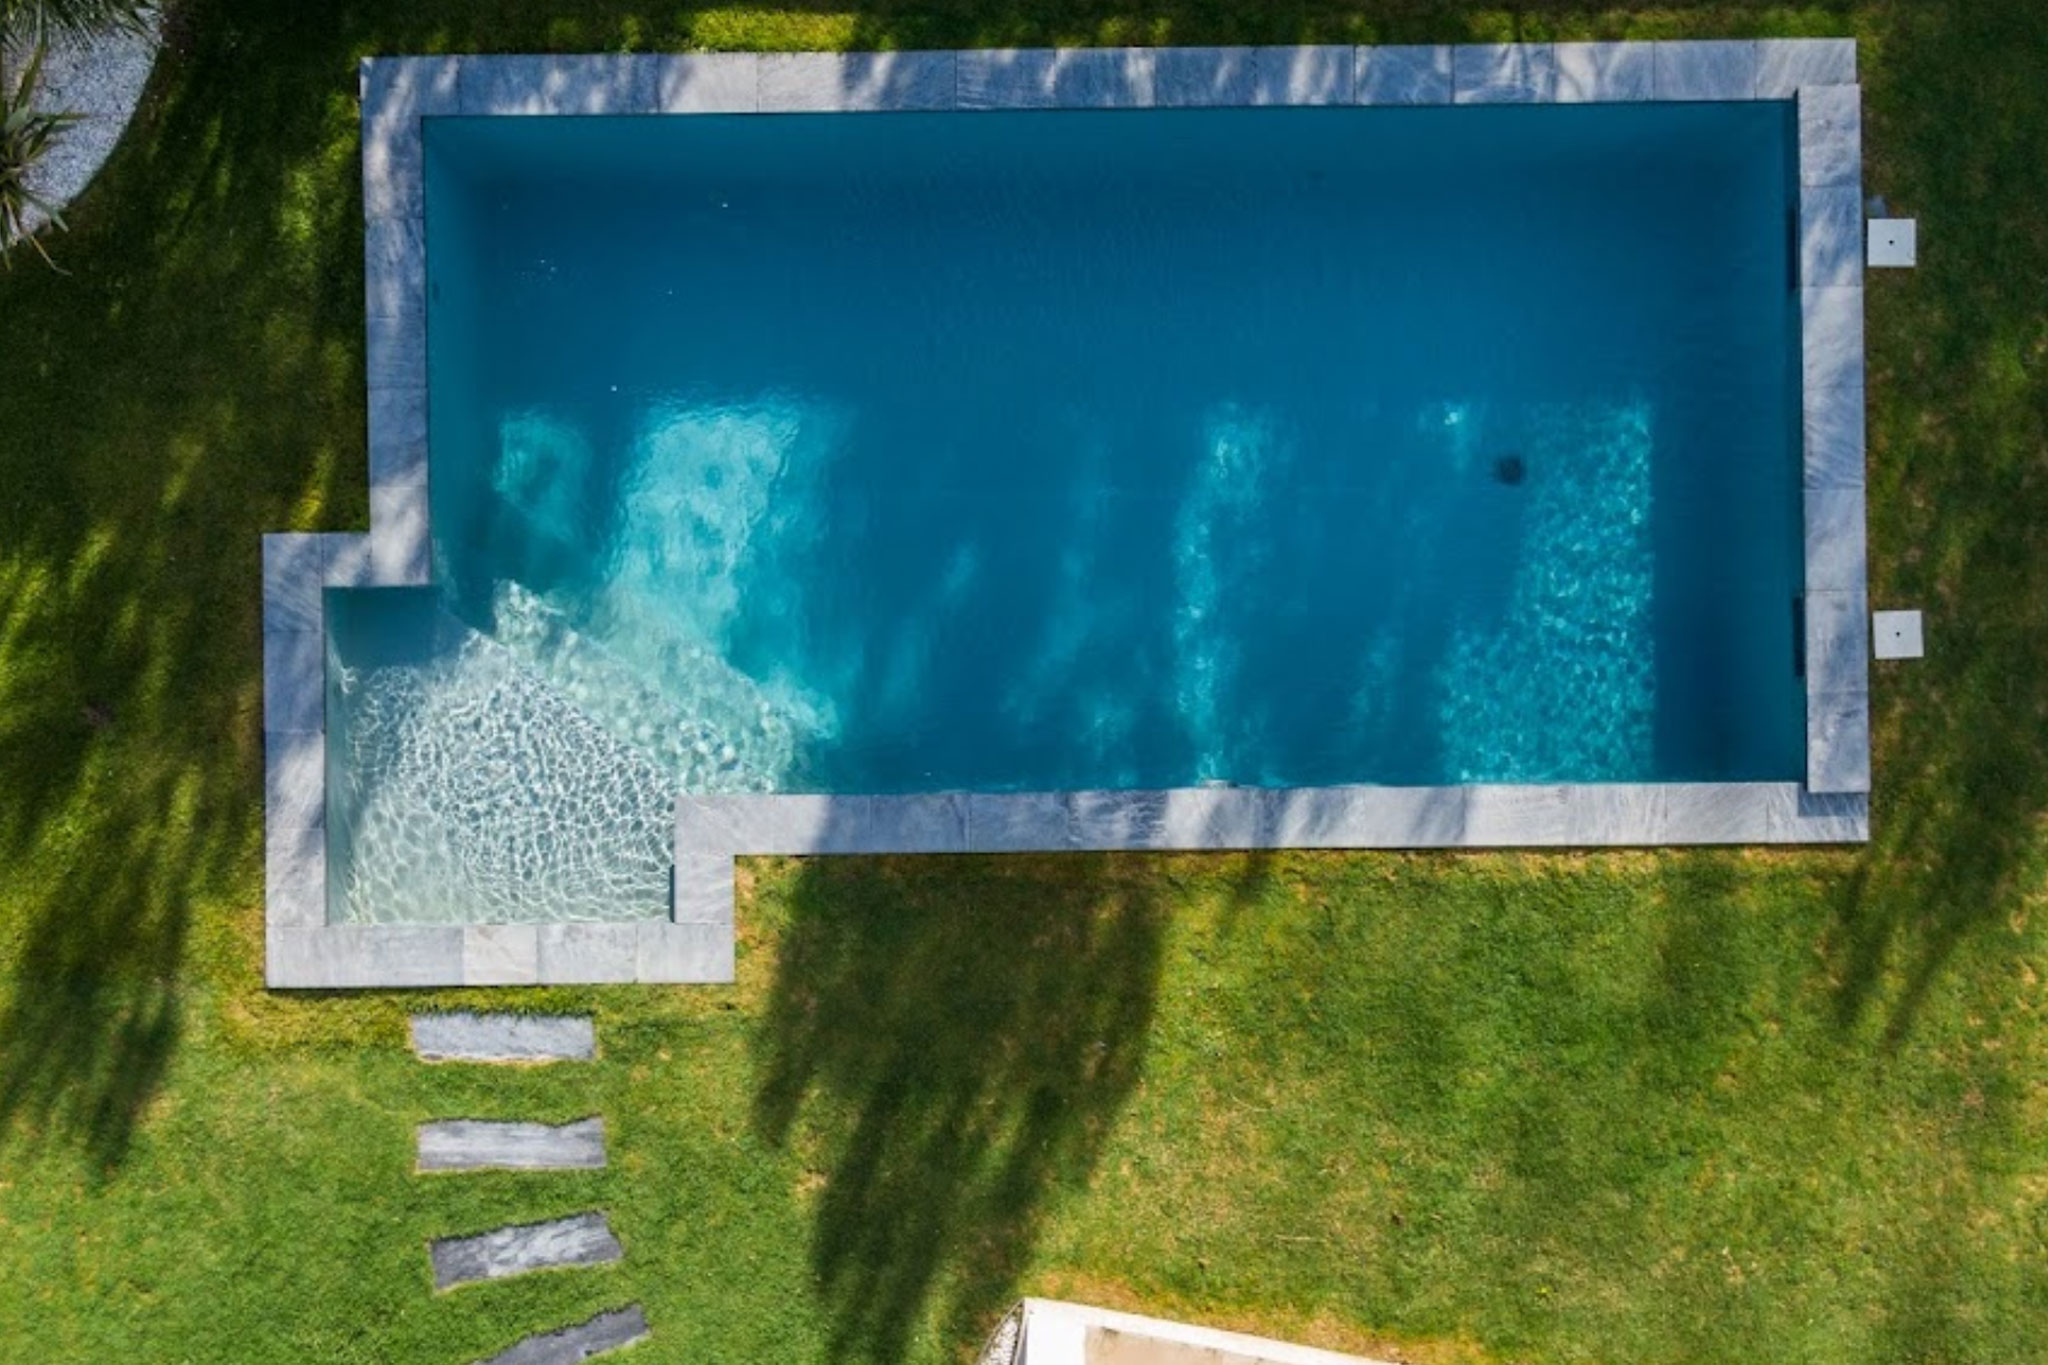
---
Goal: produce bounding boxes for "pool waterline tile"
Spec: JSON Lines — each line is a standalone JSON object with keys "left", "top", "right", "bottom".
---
{"left": 269, "top": 40, "right": 1872, "bottom": 989}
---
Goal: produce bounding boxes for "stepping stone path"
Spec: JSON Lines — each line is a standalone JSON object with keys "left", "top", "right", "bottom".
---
{"left": 417, "top": 1118, "right": 608, "bottom": 1172}
{"left": 409, "top": 1013, "right": 649, "bottom": 1363}
{"left": 412, "top": 1012, "right": 597, "bottom": 1063}
{"left": 432, "top": 1212, "right": 624, "bottom": 1291}
{"left": 474, "top": 1306, "right": 650, "bottom": 1365}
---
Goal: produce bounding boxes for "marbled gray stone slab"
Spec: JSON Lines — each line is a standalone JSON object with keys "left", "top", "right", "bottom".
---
{"left": 1552, "top": 43, "right": 1655, "bottom": 103}
{"left": 537, "top": 925, "right": 639, "bottom": 985}
{"left": 965, "top": 791, "right": 1071, "bottom": 851}
{"left": 417, "top": 1118, "right": 607, "bottom": 1172}
{"left": 411, "top": 1012, "right": 595, "bottom": 1063}
{"left": 262, "top": 629, "right": 324, "bottom": 734}
{"left": 1452, "top": 44, "right": 1555, "bottom": 104}
{"left": 957, "top": 48, "right": 1152, "bottom": 109}
{"left": 1151, "top": 46, "right": 1353, "bottom": 108}
{"left": 1808, "top": 692, "right": 1872, "bottom": 795}
{"left": 267, "top": 925, "right": 464, "bottom": 988}
{"left": 366, "top": 310, "right": 425, "bottom": 389}
{"left": 1785, "top": 788, "right": 1868, "bottom": 840}
{"left": 433, "top": 1212, "right": 622, "bottom": 1291}
{"left": 463, "top": 925, "right": 541, "bottom": 986}
{"left": 1803, "top": 380, "right": 1867, "bottom": 489}
{"left": 653, "top": 53, "right": 759, "bottom": 112}
{"left": 364, "top": 215, "right": 425, "bottom": 320}
{"left": 320, "top": 532, "right": 376, "bottom": 588}
{"left": 473, "top": 1306, "right": 649, "bottom": 1365}
{"left": 1355, "top": 45, "right": 1451, "bottom": 106}
{"left": 1064, "top": 788, "right": 1269, "bottom": 849}
{"left": 1463, "top": 784, "right": 1574, "bottom": 844}
{"left": 360, "top": 57, "right": 460, "bottom": 219}
{"left": 1654, "top": 40, "right": 1760, "bottom": 101}
{"left": 1152, "top": 46, "right": 1260, "bottom": 106}
{"left": 676, "top": 793, "right": 865, "bottom": 855}
{"left": 671, "top": 855, "right": 735, "bottom": 925}
{"left": 1800, "top": 184, "right": 1864, "bottom": 287}
{"left": 1804, "top": 487, "right": 1868, "bottom": 592}
{"left": 865, "top": 794, "right": 969, "bottom": 851}
{"left": 761, "top": 50, "right": 955, "bottom": 111}
{"left": 264, "top": 728, "right": 325, "bottom": 830}
{"left": 368, "top": 385, "right": 428, "bottom": 488}
{"left": 1798, "top": 83, "right": 1862, "bottom": 187}
{"left": 361, "top": 56, "right": 464, "bottom": 120}
{"left": 1758, "top": 38, "right": 1856, "bottom": 98}
{"left": 262, "top": 533, "right": 327, "bottom": 633}
{"left": 1805, "top": 588, "right": 1870, "bottom": 696}
{"left": 265, "top": 817, "right": 326, "bottom": 928}
{"left": 1266, "top": 785, "right": 1468, "bottom": 847}
{"left": 368, "top": 483, "right": 432, "bottom": 584}
{"left": 635, "top": 920, "right": 735, "bottom": 984}
{"left": 1801, "top": 286, "right": 1865, "bottom": 395}
{"left": 1253, "top": 45, "right": 1353, "bottom": 105}
{"left": 458, "top": 55, "right": 656, "bottom": 115}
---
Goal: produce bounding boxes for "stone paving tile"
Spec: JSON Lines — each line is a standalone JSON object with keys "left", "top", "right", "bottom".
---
{"left": 1452, "top": 44, "right": 1556, "bottom": 104}
{"left": 1758, "top": 38, "right": 1856, "bottom": 98}
{"left": 411, "top": 1013, "right": 596, "bottom": 1063}
{"left": 417, "top": 1118, "right": 607, "bottom": 1172}
{"left": 1552, "top": 42, "right": 1655, "bottom": 103}
{"left": 1654, "top": 40, "right": 1760, "bottom": 101}
{"left": 1355, "top": 45, "right": 1452, "bottom": 105}
{"left": 760, "top": 50, "right": 956, "bottom": 111}
{"left": 653, "top": 53, "right": 759, "bottom": 112}
{"left": 472, "top": 1306, "right": 649, "bottom": 1365}
{"left": 432, "top": 1212, "right": 621, "bottom": 1290}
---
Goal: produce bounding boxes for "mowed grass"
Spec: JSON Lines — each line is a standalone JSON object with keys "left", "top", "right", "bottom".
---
{"left": 2, "top": 1, "right": 2046, "bottom": 1362}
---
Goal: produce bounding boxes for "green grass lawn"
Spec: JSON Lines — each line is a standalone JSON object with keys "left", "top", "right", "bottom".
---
{"left": 4, "top": 2, "right": 2047, "bottom": 1361}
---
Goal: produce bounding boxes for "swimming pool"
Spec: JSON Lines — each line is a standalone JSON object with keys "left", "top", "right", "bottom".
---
{"left": 263, "top": 45, "right": 1872, "bottom": 982}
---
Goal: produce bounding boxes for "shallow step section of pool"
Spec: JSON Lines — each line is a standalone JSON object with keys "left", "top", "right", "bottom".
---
{"left": 417, "top": 1118, "right": 606, "bottom": 1172}
{"left": 472, "top": 1305, "right": 649, "bottom": 1365}
{"left": 432, "top": 1211, "right": 623, "bottom": 1290}
{"left": 410, "top": 1013, "right": 596, "bottom": 1064}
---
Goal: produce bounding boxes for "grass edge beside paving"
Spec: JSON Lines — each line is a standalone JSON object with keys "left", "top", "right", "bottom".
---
{"left": 3, "top": 1, "right": 2048, "bottom": 1361}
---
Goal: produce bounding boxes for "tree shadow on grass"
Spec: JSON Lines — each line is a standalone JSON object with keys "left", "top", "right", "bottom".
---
{"left": 753, "top": 850, "right": 1269, "bottom": 1363}
{"left": 1818, "top": 0, "right": 2048, "bottom": 1046}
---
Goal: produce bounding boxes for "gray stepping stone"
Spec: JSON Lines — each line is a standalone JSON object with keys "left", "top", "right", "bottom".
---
{"left": 417, "top": 1119, "right": 606, "bottom": 1172}
{"left": 432, "top": 1211, "right": 624, "bottom": 1290}
{"left": 474, "top": 1305, "right": 649, "bottom": 1365}
{"left": 411, "top": 1013, "right": 596, "bottom": 1064}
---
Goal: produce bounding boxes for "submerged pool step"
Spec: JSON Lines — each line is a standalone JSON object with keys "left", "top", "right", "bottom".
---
{"left": 432, "top": 1211, "right": 623, "bottom": 1291}
{"left": 410, "top": 1012, "right": 596, "bottom": 1064}
{"left": 417, "top": 1118, "right": 607, "bottom": 1172}
{"left": 471, "top": 1305, "right": 649, "bottom": 1365}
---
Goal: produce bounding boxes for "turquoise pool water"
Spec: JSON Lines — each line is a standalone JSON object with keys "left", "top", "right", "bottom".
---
{"left": 328, "top": 102, "right": 1803, "bottom": 923}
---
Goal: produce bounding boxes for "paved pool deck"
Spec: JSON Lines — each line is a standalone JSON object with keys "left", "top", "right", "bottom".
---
{"left": 263, "top": 40, "right": 1871, "bottom": 989}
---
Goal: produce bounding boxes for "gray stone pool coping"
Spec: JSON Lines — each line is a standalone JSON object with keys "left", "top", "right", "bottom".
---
{"left": 261, "top": 39, "right": 1868, "bottom": 989}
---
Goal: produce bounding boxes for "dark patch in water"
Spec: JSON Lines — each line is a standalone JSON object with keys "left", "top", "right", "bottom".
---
{"left": 1494, "top": 454, "right": 1526, "bottom": 486}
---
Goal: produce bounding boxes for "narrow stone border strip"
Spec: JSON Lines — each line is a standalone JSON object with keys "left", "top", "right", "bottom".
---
{"left": 410, "top": 1013, "right": 596, "bottom": 1063}
{"left": 417, "top": 1118, "right": 606, "bottom": 1172}
{"left": 431, "top": 1211, "right": 623, "bottom": 1290}
{"left": 679, "top": 783, "right": 1866, "bottom": 856}
{"left": 473, "top": 1305, "right": 649, "bottom": 1365}
{"left": 264, "top": 38, "right": 1869, "bottom": 989}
